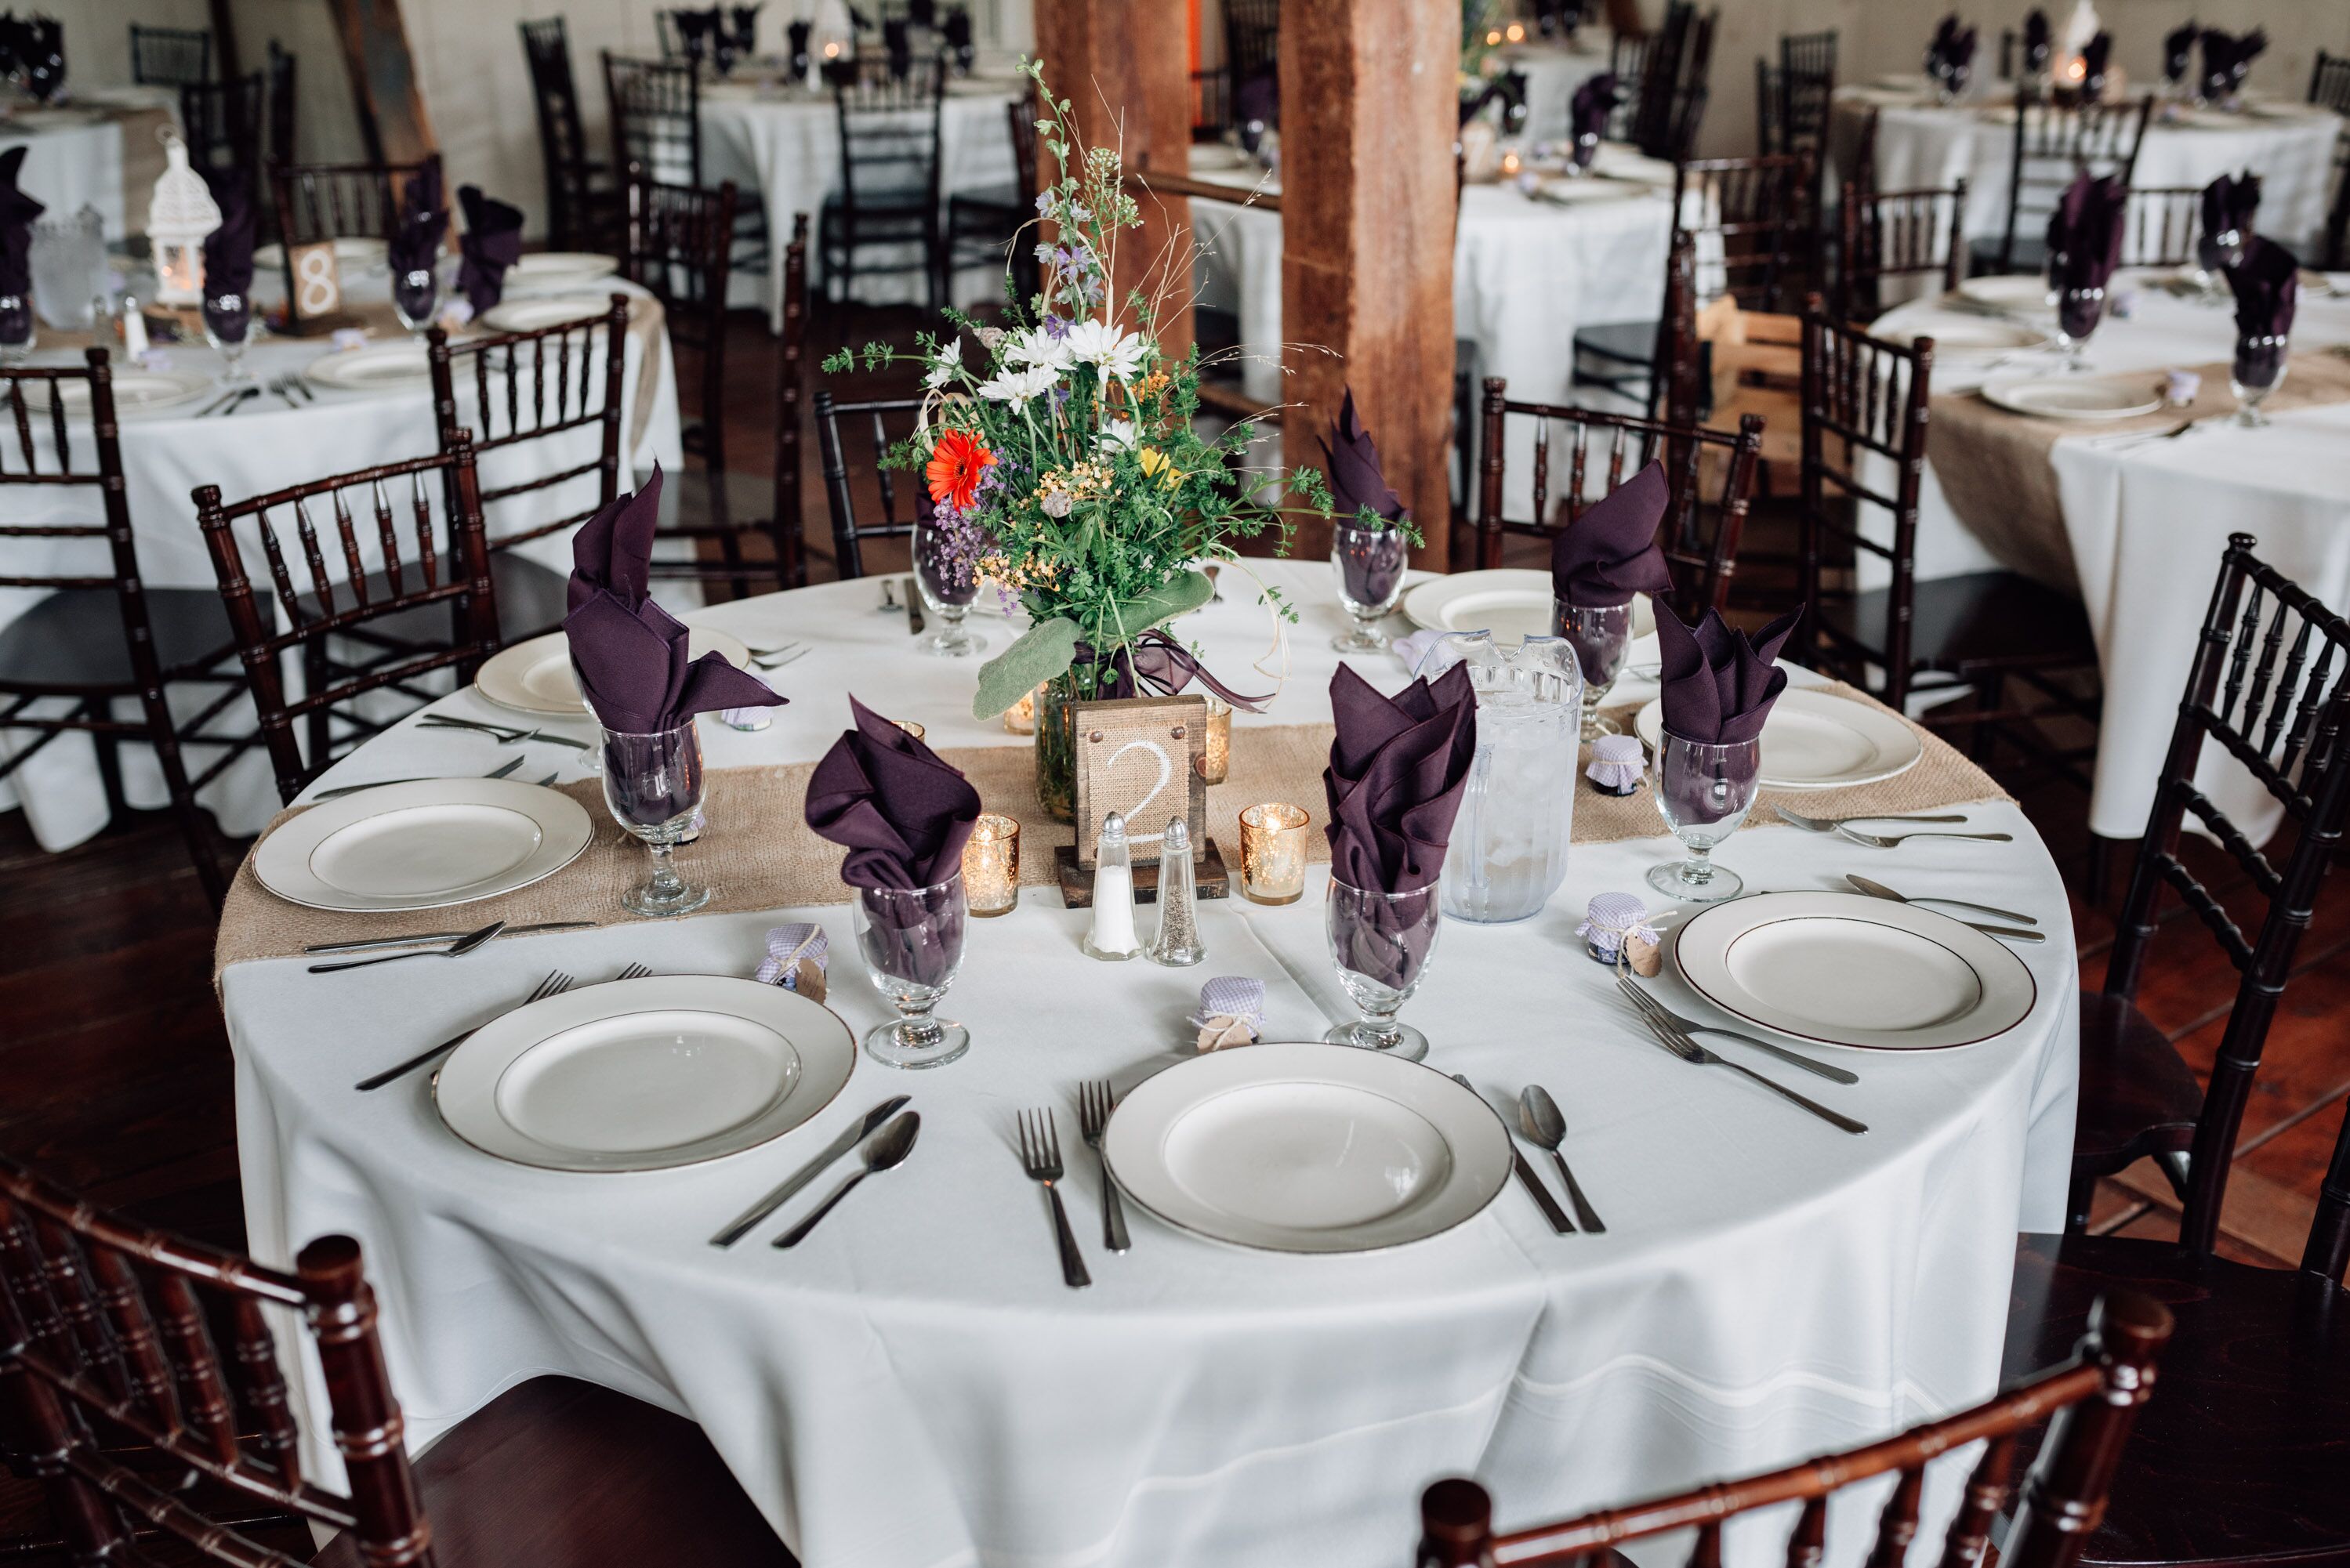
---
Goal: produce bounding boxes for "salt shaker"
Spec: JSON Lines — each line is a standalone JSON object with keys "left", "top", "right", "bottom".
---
{"left": 1147, "top": 817, "right": 1205, "bottom": 967}
{"left": 1083, "top": 811, "right": 1141, "bottom": 961}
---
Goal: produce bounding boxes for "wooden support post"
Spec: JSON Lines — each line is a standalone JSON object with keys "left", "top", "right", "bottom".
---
{"left": 323, "top": 0, "right": 437, "bottom": 166}
{"left": 1278, "top": 0, "right": 1457, "bottom": 565}
{"left": 1032, "top": 0, "right": 1193, "bottom": 357}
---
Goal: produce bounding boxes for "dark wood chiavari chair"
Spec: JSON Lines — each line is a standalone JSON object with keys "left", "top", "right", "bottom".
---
{"left": 2116, "top": 186, "right": 2207, "bottom": 270}
{"left": 129, "top": 24, "right": 211, "bottom": 89}
{"left": 1422, "top": 1289, "right": 2173, "bottom": 1568}
{"left": 812, "top": 392, "right": 930, "bottom": 583}
{"left": 1796, "top": 302, "right": 2097, "bottom": 761}
{"left": 193, "top": 443, "right": 501, "bottom": 802}
{"left": 521, "top": 17, "right": 613, "bottom": 255}
{"left": 1605, "top": 28, "right": 1652, "bottom": 144}
{"left": 945, "top": 98, "right": 1042, "bottom": 308}
{"left": 270, "top": 160, "right": 433, "bottom": 246}
{"left": 1775, "top": 28, "right": 1837, "bottom": 162}
{"left": 1568, "top": 224, "right": 1700, "bottom": 418}
{"left": 263, "top": 42, "right": 297, "bottom": 169}
{"left": 1627, "top": 2, "right": 1695, "bottom": 160}
{"left": 1976, "top": 90, "right": 2153, "bottom": 276}
{"left": 1223, "top": 0, "right": 1280, "bottom": 109}
{"left": 0, "top": 352, "right": 248, "bottom": 906}
{"left": 821, "top": 56, "right": 948, "bottom": 309}
{"left": 180, "top": 71, "right": 265, "bottom": 176}
{"left": 2059, "top": 534, "right": 2350, "bottom": 1234}
{"left": 1755, "top": 59, "right": 1786, "bottom": 156}
{"left": 424, "top": 294, "right": 631, "bottom": 640}
{"left": 1838, "top": 178, "right": 1968, "bottom": 320}
{"left": 0, "top": 1155, "right": 797, "bottom": 1567}
{"left": 2312, "top": 52, "right": 2350, "bottom": 270}
{"left": 622, "top": 162, "right": 738, "bottom": 483}
{"left": 604, "top": 52, "right": 702, "bottom": 190}
{"left": 1659, "top": 8, "right": 1716, "bottom": 164}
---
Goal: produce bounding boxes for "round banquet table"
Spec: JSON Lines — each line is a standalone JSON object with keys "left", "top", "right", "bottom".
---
{"left": 222, "top": 558, "right": 2079, "bottom": 1568}
{"left": 1832, "top": 89, "right": 2345, "bottom": 256}
{"left": 1493, "top": 37, "right": 1617, "bottom": 144}
{"left": 0, "top": 266, "right": 684, "bottom": 853}
{"left": 698, "top": 74, "right": 1025, "bottom": 330}
{"left": 0, "top": 88, "right": 181, "bottom": 243}
{"left": 1865, "top": 271, "right": 2350, "bottom": 846}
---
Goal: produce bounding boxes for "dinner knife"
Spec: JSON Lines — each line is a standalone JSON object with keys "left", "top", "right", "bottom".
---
{"left": 1452, "top": 1074, "right": 1573, "bottom": 1235}
{"left": 303, "top": 920, "right": 597, "bottom": 956}
{"left": 710, "top": 1095, "right": 913, "bottom": 1248}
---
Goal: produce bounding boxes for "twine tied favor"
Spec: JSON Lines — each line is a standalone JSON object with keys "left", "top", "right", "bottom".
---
{"left": 1587, "top": 734, "right": 1645, "bottom": 795}
{"left": 756, "top": 922, "right": 829, "bottom": 1000}
{"left": 1188, "top": 976, "right": 1266, "bottom": 1051}
{"left": 1579, "top": 893, "right": 1662, "bottom": 973}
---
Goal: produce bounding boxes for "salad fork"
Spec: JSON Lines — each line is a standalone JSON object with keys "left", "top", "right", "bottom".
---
{"left": 1077, "top": 1081, "right": 1130, "bottom": 1253}
{"left": 1622, "top": 994, "right": 1869, "bottom": 1135}
{"left": 1616, "top": 977, "right": 1858, "bottom": 1085}
{"left": 1837, "top": 827, "right": 2013, "bottom": 848}
{"left": 1016, "top": 1109, "right": 1090, "bottom": 1288}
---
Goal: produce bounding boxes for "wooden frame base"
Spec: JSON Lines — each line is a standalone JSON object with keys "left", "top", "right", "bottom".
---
{"left": 1057, "top": 840, "right": 1229, "bottom": 907}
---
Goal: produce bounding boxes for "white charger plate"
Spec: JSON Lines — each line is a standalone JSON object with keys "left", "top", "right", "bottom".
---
{"left": 303, "top": 341, "right": 432, "bottom": 393}
{"left": 475, "top": 626, "right": 753, "bottom": 716}
{"left": 49, "top": 368, "right": 214, "bottom": 415}
{"left": 479, "top": 295, "right": 624, "bottom": 333}
{"left": 506, "top": 252, "right": 620, "bottom": 290}
{"left": 1531, "top": 177, "right": 1648, "bottom": 206}
{"left": 1674, "top": 891, "right": 2037, "bottom": 1050}
{"left": 1873, "top": 311, "right": 2049, "bottom": 357}
{"left": 1403, "top": 570, "right": 1656, "bottom": 645}
{"left": 1981, "top": 375, "right": 2163, "bottom": 421}
{"left": 255, "top": 237, "right": 389, "bottom": 272}
{"left": 1101, "top": 1043, "right": 1514, "bottom": 1253}
{"left": 1956, "top": 275, "right": 2051, "bottom": 311}
{"left": 254, "top": 777, "right": 591, "bottom": 912}
{"left": 1633, "top": 686, "right": 1924, "bottom": 790}
{"left": 435, "top": 976, "right": 856, "bottom": 1171}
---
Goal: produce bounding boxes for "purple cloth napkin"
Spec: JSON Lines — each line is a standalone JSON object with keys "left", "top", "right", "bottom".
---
{"left": 2163, "top": 20, "right": 2199, "bottom": 82}
{"left": 198, "top": 165, "right": 256, "bottom": 298}
{"left": 729, "top": 4, "right": 762, "bottom": 53}
{"left": 883, "top": 17, "right": 912, "bottom": 77}
{"left": 2226, "top": 237, "right": 2298, "bottom": 342}
{"left": 0, "top": 147, "right": 46, "bottom": 298}
{"left": 1926, "top": 16, "right": 1975, "bottom": 80}
{"left": 15, "top": 16, "right": 63, "bottom": 103}
{"left": 564, "top": 468, "right": 786, "bottom": 732}
{"left": 2022, "top": 10, "right": 2051, "bottom": 68}
{"left": 1550, "top": 459, "right": 1673, "bottom": 609}
{"left": 1235, "top": 67, "right": 1278, "bottom": 133}
{"left": 389, "top": 155, "right": 448, "bottom": 282}
{"left": 1321, "top": 388, "right": 1406, "bottom": 525}
{"left": 1654, "top": 603, "right": 1801, "bottom": 746}
{"left": 941, "top": 6, "right": 973, "bottom": 49}
{"left": 804, "top": 696, "right": 982, "bottom": 889}
{"left": 2077, "top": 32, "right": 2112, "bottom": 100}
{"left": 1568, "top": 73, "right": 1619, "bottom": 143}
{"left": 2201, "top": 171, "right": 2259, "bottom": 247}
{"left": 1322, "top": 662, "right": 1478, "bottom": 896}
{"left": 670, "top": 6, "right": 720, "bottom": 58}
{"left": 2200, "top": 28, "right": 2265, "bottom": 96}
{"left": 2046, "top": 172, "right": 2127, "bottom": 292}
{"left": 455, "top": 184, "right": 525, "bottom": 313}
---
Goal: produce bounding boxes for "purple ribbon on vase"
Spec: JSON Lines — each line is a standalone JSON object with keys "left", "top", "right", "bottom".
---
{"left": 1071, "top": 630, "right": 1272, "bottom": 712}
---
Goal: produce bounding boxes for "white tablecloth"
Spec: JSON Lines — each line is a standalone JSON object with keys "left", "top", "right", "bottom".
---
{"left": 0, "top": 270, "right": 684, "bottom": 853}
{"left": 223, "top": 558, "right": 2078, "bottom": 1568}
{"left": 700, "top": 78, "right": 1024, "bottom": 329}
{"left": 1868, "top": 279, "right": 2350, "bottom": 842}
{"left": 1, "top": 113, "right": 128, "bottom": 241}
{"left": 1842, "top": 93, "right": 2344, "bottom": 255}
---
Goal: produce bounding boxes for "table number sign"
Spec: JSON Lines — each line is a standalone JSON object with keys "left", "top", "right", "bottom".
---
{"left": 1069, "top": 696, "right": 1209, "bottom": 871}
{"left": 280, "top": 240, "right": 352, "bottom": 334}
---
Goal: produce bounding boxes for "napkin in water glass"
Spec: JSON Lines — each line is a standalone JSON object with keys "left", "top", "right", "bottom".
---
{"left": 198, "top": 168, "right": 256, "bottom": 300}
{"left": 1568, "top": 72, "right": 1621, "bottom": 144}
{"left": 563, "top": 467, "right": 787, "bottom": 736}
{"left": 389, "top": 156, "right": 448, "bottom": 288}
{"left": 1320, "top": 386, "right": 1410, "bottom": 602}
{"left": 456, "top": 185, "right": 526, "bottom": 313}
{"left": 2046, "top": 172, "right": 2127, "bottom": 295}
{"left": 1924, "top": 16, "right": 1975, "bottom": 82}
{"left": 1550, "top": 459, "right": 1674, "bottom": 610}
{"left": 1654, "top": 603, "right": 1801, "bottom": 748}
{"left": 1323, "top": 663, "right": 1477, "bottom": 900}
{"left": 2226, "top": 237, "right": 2299, "bottom": 342}
{"left": 2162, "top": 20, "right": 2199, "bottom": 84}
{"left": 2022, "top": 9, "right": 2050, "bottom": 67}
{"left": 0, "top": 148, "right": 45, "bottom": 303}
{"left": 2076, "top": 32, "right": 2112, "bottom": 100}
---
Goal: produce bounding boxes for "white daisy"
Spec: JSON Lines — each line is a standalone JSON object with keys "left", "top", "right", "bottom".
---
{"left": 977, "top": 364, "right": 1060, "bottom": 403}
{"left": 1100, "top": 417, "right": 1139, "bottom": 450}
{"left": 924, "top": 337, "right": 963, "bottom": 389}
{"left": 1006, "top": 324, "right": 1075, "bottom": 374}
{"left": 1062, "top": 319, "right": 1148, "bottom": 380}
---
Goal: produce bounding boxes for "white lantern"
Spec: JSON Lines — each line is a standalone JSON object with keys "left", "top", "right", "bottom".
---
{"left": 147, "top": 132, "right": 220, "bottom": 306}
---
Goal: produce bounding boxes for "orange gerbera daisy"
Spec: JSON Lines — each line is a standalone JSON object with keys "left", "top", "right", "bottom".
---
{"left": 927, "top": 428, "right": 996, "bottom": 510}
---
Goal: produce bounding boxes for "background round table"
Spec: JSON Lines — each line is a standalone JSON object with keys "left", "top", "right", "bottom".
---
{"left": 222, "top": 558, "right": 2080, "bottom": 1568}
{"left": 0, "top": 88, "right": 180, "bottom": 242}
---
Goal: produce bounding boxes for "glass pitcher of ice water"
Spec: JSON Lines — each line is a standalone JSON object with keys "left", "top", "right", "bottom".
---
{"left": 1417, "top": 630, "right": 1583, "bottom": 923}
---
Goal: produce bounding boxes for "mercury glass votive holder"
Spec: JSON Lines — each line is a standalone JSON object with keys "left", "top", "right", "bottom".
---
{"left": 1238, "top": 802, "right": 1309, "bottom": 906}
{"left": 963, "top": 813, "right": 1020, "bottom": 916}
{"left": 1003, "top": 686, "right": 1038, "bottom": 735}
{"left": 1199, "top": 697, "right": 1232, "bottom": 785}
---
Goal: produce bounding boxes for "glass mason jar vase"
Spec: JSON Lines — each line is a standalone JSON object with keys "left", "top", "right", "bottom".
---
{"left": 1035, "top": 672, "right": 1081, "bottom": 824}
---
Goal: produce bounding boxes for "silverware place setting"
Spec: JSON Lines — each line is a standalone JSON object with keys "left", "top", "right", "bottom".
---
{"left": 1617, "top": 977, "right": 1868, "bottom": 1135}
{"left": 753, "top": 643, "right": 810, "bottom": 671}
{"left": 303, "top": 919, "right": 595, "bottom": 956}
{"left": 309, "top": 919, "right": 508, "bottom": 973}
{"left": 1837, "top": 825, "right": 2014, "bottom": 849}
{"left": 1452, "top": 1074, "right": 1573, "bottom": 1233}
{"left": 351, "top": 961, "right": 648, "bottom": 1091}
{"left": 1772, "top": 808, "right": 1968, "bottom": 834}
{"left": 711, "top": 1094, "right": 911, "bottom": 1248}
{"left": 1016, "top": 1109, "right": 1091, "bottom": 1287}
{"left": 772, "top": 1110, "right": 920, "bottom": 1249}
{"left": 1078, "top": 1080, "right": 1130, "bottom": 1254}
{"left": 1616, "top": 980, "right": 1860, "bottom": 1085}
{"left": 419, "top": 714, "right": 593, "bottom": 750}
{"left": 904, "top": 576, "right": 925, "bottom": 636}
{"left": 1517, "top": 1086, "right": 1605, "bottom": 1233}
{"left": 313, "top": 755, "right": 525, "bottom": 800}
{"left": 1844, "top": 875, "right": 2045, "bottom": 943}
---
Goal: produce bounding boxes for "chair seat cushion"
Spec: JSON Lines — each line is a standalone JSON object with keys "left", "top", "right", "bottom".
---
{"left": 1820, "top": 571, "right": 2094, "bottom": 674}
{"left": 2004, "top": 1232, "right": 2350, "bottom": 1567}
{"left": 312, "top": 1378, "right": 796, "bottom": 1568}
{"left": 0, "top": 588, "right": 242, "bottom": 693}
{"left": 2073, "top": 990, "right": 2202, "bottom": 1175}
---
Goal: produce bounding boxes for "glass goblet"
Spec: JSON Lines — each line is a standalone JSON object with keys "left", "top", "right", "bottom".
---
{"left": 599, "top": 722, "right": 713, "bottom": 918}
{"left": 1323, "top": 878, "right": 1442, "bottom": 1061}
{"left": 201, "top": 291, "right": 254, "bottom": 385}
{"left": 2231, "top": 334, "right": 2288, "bottom": 429}
{"left": 912, "top": 504, "right": 985, "bottom": 657}
{"left": 1570, "top": 131, "right": 1600, "bottom": 173}
{"left": 2194, "top": 226, "right": 2243, "bottom": 299}
{"left": 1553, "top": 598, "right": 1632, "bottom": 739}
{"left": 392, "top": 265, "right": 441, "bottom": 334}
{"left": 2052, "top": 284, "right": 2105, "bottom": 371}
{"left": 1647, "top": 733, "right": 1761, "bottom": 903}
{"left": 1330, "top": 520, "right": 1408, "bottom": 651}
{"left": 0, "top": 294, "right": 33, "bottom": 365}
{"left": 852, "top": 875, "right": 970, "bottom": 1069}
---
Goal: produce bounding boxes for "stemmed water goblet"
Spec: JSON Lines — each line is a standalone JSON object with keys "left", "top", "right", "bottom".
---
{"left": 1646, "top": 734, "right": 1761, "bottom": 903}
{"left": 1330, "top": 520, "right": 1408, "bottom": 651}
{"left": 201, "top": 290, "right": 254, "bottom": 385}
{"left": 600, "top": 721, "right": 713, "bottom": 917}
{"left": 2052, "top": 283, "right": 2105, "bottom": 372}
{"left": 1553, "top": 598, "right": 1631, "bottom": 738}
{"left": 912, "top": 502, "right": 985, "bottom": 657}
{"left": 392, "top": 261, "right": 441, "bottom": 335}
{"left": 2231, "top": 334, "right": 2288, "bottom": 428}
{"left": 1324, "top": 880, "right": 1442, "bottom": 1061}
{"left": 852, "top": 875, "right": 971, "bottom": 1068}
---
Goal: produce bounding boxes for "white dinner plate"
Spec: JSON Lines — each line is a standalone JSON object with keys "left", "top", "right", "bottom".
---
{"left": 479, "top": 295, "right": 626, "bottom": 333}
{"left": 1674, "top": 892, "right": 2038, "bottom": 1051}
{"left": 49, "top": 368, "right": 214, "bottom": 415}
{"left": 1633, "top": 686, "right": 1924, "bottom": 790}
{"left": 475, "top": 625, "right": 753, "bottom": 716}
{"left": 303, "top": 341, "right": 433, "bottom": 393}
{"left": 255, "top": 236, "right": 389, "bottom": 272}
{"left": 1873, "top": 311, "right": 2049, "bottom": 357}
{"left": 1955, "top": 275, "right": 2051, "bottom": 311}
{"left": 1402, "top": 570, "right": 1655, "bottom": 645}
{"left": 254, "top": 777, "right": 591, "bottom": 912}
{"left": 435, "top": 976, "right": 856, "bottom": 1171}
{"left": 1531, "top": 176, "right": 1648, "bottom": 206}
{"left": 506, "top": 252, "right": 620, "bottom": 290}
{"left": 1101, "top": 1043, "right": 1514, "bottom": 1253}
{"left": 1980, "top": 375, "right": 2163, "bottom": 421}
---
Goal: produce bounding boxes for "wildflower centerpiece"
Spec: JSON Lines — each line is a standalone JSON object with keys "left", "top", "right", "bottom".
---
{"left": 823, "top": 60, "right": 1328, "bottom": 821}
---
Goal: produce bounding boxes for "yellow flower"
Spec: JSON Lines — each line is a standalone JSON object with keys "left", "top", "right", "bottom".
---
{"left": 1135, "top": 447, "right": 1181, "bottom": 490}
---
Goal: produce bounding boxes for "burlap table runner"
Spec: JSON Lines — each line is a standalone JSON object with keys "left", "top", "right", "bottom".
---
{"left": 1928, "top": 351, "right": 2350, "bottom": 592}
{"left": 216, "top": 683, "right": 2008, "bottom": 972}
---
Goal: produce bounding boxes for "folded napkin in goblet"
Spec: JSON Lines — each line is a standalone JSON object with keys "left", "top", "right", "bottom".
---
{"left": 1321, "top": 386, "right": 1411, "bottom": 605}
{"left": 2076, "top": 31, "right": 2112, "bottom": 100}
{"left": 2046, "top": 172, "right": 2127, "bottom": 295}
{"left": 1587, "top": 733, "right": 1644, "bottom": 795}
{"left": 1579, "top": 892, "right": 1661, "bottom": 972}
{"left": 756, "top": 922, "right": 829, "bottom": 999}
{"left": 388, "top": 155, "right": 448, "bottom": 288}
{"left": 1188, "top": 975, "right": 1266, "bottom": 1051}
{"left": 0, "top": 148, "right": 45, "bottom": 301}
{"left": 805, "top": 697, "right": 981, "bottom": 986}
{"left": 2022, "top": 9, "right": 2050, "bottom": 67}
{"left": 2162, "top": 20, "right": 2199, "bottom": 84}
{"left": 1655, "top": 603, "right": 1799, "bottom": 822}
{"left": 198, "top": 167, "right": 256, "bottom": 300}
{"left": 1925, "top": 16, "right": 1975, "bottom": 84}
{"left": 1550, "top": 459, "right": 1673, "bottom": 610}
{"left": 2226, "top": 237, "right": 2299, "bottom": 343}
{"left": 456, "top": 183, "right": 526, "bottom": 313}
{"left": 1322, "top": 664, "right": 1476, "bottom": 987}
{"left": 1568, "top": 71, "right": 1620, "bottom": 146}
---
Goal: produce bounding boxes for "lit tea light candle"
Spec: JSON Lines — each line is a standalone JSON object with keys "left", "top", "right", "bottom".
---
{"left": 1199, "top": 696, "right": 1231, "bottom": 784}
{"left": 1003, "top": 686, "right": 1038, "bottom": 735}
{"left": 963, "top": 814, "right": 1021, "bottom": 917}
{"left": 1238, "top": 802, "right": 1308, "bottom": 906}
{"left": 1485, "top": 27, "right": 1503, "bottom": 46}
{"left": 1505, "top": 21, "right": 1525, "bottom": 42}
{"left": 1500, "top": 149, "right": 1522, "bottom": 178}
{"left": 823, "top": 41, "right": 841, "bottom": 58}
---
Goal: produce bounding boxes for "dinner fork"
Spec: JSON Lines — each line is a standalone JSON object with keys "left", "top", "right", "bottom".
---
{"left": 419, "top": 715, "right": 593, "bottom": 750}
{"left": 1077, "top": 1081, "right": 1130, "bottom": 1254}
{"left": 308, "top": 919, "right": 507, "bottom": 973}
{"left": 753, "top": 646, "right": 811, "bottom": 671}
{"left": 1622, "top": 993, "right": 1869, "bottom": 1135}
{"left": 314, "top": 755, "right": 525, "bottom": 801}
{"left": 1772, "top": 806, "right": 1970, "bottom": 834}
{"left": 355, "top": 969, "right": 575, "bottom": 1090}
{"left": 1837, "top": 826, "right": 2014, "bottom": 848}
{"left": 1016, "top": 1109, "right": 1090, "bottom": 1288}
{"left": 1616, "top": 976, "right": 1859, "bottom": 1085}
